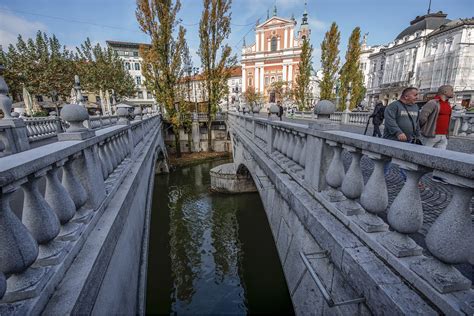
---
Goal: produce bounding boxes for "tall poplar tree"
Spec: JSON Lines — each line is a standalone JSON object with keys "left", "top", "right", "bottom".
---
{"left": 339, "top": 27, "right": 365, "bottom": 110}
{"left": 319, "top": 22, "right": 340, "bottom": 101}
{"left": 136, "top": 0, "right": 188, "bottom": 157}
{"left": 294, "top": 38, "right": 313, "bottom": 110}
{"left": 198, "top": 0, "right": 236, "bottom": 151}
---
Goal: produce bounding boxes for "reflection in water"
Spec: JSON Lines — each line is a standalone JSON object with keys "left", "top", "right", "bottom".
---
{"left": 146, "top": 160, "right": 294, "bottom": 314}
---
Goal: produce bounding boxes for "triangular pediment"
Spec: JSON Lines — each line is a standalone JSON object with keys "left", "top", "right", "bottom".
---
{"left": 257, "top": 16, "right": 294, "bottom": 29}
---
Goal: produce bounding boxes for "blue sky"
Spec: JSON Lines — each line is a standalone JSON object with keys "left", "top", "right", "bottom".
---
{"left": 0, "top": 0, "right": 473, "bottom": 69}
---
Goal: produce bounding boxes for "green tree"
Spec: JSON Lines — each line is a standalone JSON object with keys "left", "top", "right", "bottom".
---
{"left": 294, "top": 38, "right": 313, "bottom": 110}
{"left": 339, "top": 27, "right": 365, "bottom": 110}
{"left": 270, "top": 80, "right": 292, "bottom": 103}
{"left": 198, "top": 0, "right": 236, "bottom": 151}
{"left": 319, "top": 22, "right": 340, "bottom": 102}
{"left": 243, "top": 86, "right": 263, "bottom": 107}
{"left": 0, "top": 31, "right": 75, "bottom": 103}
{"left": 136, "top": 0, "right": 188, "bottom": 157}
{"left": 75, "top": 38, "right": 136, "bottom": 108}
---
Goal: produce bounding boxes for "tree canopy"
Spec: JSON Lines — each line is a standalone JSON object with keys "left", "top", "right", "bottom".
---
{"left": 319, "top": 22, "right": 340, "bottom": 102}
{"left": 294, "top": 38, "right": 313, "bottom": 110}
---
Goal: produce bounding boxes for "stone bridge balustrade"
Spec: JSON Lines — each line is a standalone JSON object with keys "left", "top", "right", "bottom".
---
{"left": 23, "top": 117, "right": 61, "bottom": 142}
{"left": 0, "top": 108, "right": 162, "bottom": 313}
{"left": 227, "top": 112, "right": 474, "bottom": 315}
{"left": 452, "top": 112, "right": 474, "bottom": 137}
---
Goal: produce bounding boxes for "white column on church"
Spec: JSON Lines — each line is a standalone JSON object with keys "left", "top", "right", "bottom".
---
{"left": 242, "top": 66, "right": 246, "bottom": 92}
{"left": 289, "top": 29, "right": 294, "bottom": 48}
{"left": 255, "top": 32, "right": 260, "bottom": 52}
{"left": 277, "top": 37, "right": 280, "bottom": 50}
{"left": 260, "top": 67, "right": 264, "bottom": 93}
{"left": 261, "top": 33, "right": 265, "bottom": 52}
{"left": 282, "top": 64, "right": 287, "bottom": 82}
{"left": 255, "top": 67, "right": 259, "bottom": 89}
{"left": 288, "top": 64, "right": 293, "bottom": 83}
{"left": 284, "top": 29, "right": 288, "bottom": 49}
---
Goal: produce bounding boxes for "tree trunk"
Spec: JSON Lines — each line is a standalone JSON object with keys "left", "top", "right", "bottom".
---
{"left": 174, "top": 125, "right": 182, "bottom": 158}
{"left": 207, "top": 100, "right": 213, "bottom": 152}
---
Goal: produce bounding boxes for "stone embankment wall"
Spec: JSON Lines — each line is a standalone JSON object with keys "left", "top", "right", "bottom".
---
{"left": 210, "top": 163, "right": 257, "bottom": 193}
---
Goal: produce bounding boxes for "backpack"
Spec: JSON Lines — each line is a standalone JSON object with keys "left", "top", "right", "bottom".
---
{"left": 372, "top": 104, "right": 385, "bottom": 125}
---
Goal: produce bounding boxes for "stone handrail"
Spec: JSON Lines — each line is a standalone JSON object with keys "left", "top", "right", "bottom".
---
{"left": 329, "top": 111, "right": 343, "bottom": 122}
{"left": 21, "top": 115, "right": 120, "bottom": 143}
{"left": 348, "top": 112, "right": 371, "bottom": 125}
{"left": 23, "top": 117, "right": 62, "bottom": 142}
{"left": 0, "top": 113, "right": 162, "bottom": 313}
{"left": 452, "top": 112, "right": 474, "bottom": 137}
{"left": 227, "top": 112, "right": 473, "bottom": 315}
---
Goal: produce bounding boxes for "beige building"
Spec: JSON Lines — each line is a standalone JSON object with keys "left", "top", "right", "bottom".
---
{"left": 241, "top": 6, "right": 310, "bottom": 105}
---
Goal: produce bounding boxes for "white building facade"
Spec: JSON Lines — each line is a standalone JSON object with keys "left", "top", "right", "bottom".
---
{"left": 364, "top": 12, "right": 474, "bottom": 108}
{"left": 106, "top": 41, "right": 155, "bottom": 107}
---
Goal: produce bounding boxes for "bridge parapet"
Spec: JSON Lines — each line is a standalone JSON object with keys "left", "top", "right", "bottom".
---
{"left": 0, "top": 112, "right": 163, "bottom": 314}
{"left": 228, "top": 112, "right": 474, "bottom": 315}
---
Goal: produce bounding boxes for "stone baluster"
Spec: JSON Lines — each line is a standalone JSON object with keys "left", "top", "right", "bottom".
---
{"left": 99, "top": 141, "right": 113, "bottom": 179}
{"left": 286, "top": 132, "right": 295, "bottom": 159}
{"left": 74, "top": 146, "right": 106, "bottom": 210}
{"left": 62, "top": 156, "right": 91, "bottom": 223}
{"left": 276, "top": 129, "right": 283, "bottom": 152}
{"left": 44, "top": 161, "right": 82, "bottom": 241}
{"left": 281, "top": 130, "right": 289, "bottom": 155}
{"left": 378, "top": 159, "right": 427, "bottom": 258}
{"left": 356, "top": 152, "right": 389, "bottom": 232}
{"left": 293, "top": 135, "right": 302, "bottom": 165}
{"left": 0, "top": 185, "right": 46, "bottom": 302}
{"left": 407, "top": 172, "right": 474, "bottom": 294}
{"left": 339, "top": 146, "right": 364, "bottom": 216}
{"left": 323, "top": 141, "right": 346, "bottom": 202}
{"left": 21, "top": 169, "right": 67, "bottom": 266}
{"left": 299, "top": 135, "right": 306, "bottom": 168}
{"left": 425, "top": 173, "right": 473, "bottom": 264}
{"left": 107, "top": 137, "right": 119, "bottom": 169}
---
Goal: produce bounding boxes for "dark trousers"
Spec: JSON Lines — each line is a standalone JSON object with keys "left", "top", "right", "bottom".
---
{"left": 372, "top": 124, "right": 382, "bottom": 137}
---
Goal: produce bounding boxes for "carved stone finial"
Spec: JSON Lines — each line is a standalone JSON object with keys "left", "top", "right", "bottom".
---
{"left": 0, "top": 62, "right": 13, "bottom": 119}
{"left": 73, "top": 75, "right": 84, "bottom": 106}
{"left": 60, "top": 104, "right": 89, "bottom": 132}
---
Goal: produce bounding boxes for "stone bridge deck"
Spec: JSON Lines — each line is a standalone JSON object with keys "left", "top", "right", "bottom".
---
{"left": 228, "top": 112, "right": 474, "bottom": 315}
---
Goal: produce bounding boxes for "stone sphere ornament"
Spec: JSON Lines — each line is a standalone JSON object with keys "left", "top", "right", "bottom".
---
{"left": 314, "top": 100, "right": 336, "bottom": 115}
{"left": 252, "top": 105, "right": 260, "bottom": 114}
{"left": 60, "top": 103, "right": 89, "bottom": 132}
{"left": 269, "top": 103, "right": 280, "bottom": 115}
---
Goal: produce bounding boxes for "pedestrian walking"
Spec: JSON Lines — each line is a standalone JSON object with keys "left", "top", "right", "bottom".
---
{"left": 383, "top": 87, "right": 423, "bottom": 187}
{"left": 419, "top": 85, "right": 453, "bottom": 149}
{"left": 277, "top": 101, "right": 283, "bottom": 121}
{"left": 369, "top": 101, "right": 385, "bottom": 137}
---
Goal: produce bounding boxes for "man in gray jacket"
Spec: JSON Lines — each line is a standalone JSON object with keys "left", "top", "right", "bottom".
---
{"left": 383, "top": 87, "right": 421, "bottom": 142}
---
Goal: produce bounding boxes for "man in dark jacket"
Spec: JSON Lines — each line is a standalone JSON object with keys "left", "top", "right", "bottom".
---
{"left": 277, "top": 101, "right": 283, "bottom": 121}
{"left": 369, "top": 101, "right": 385, "bottom": 137}
{"left": 383, "top": 87, "right": 420, "bottom": 142}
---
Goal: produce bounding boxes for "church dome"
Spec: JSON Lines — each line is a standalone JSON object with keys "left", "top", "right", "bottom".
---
{"left": 395, "top": 11, "right": 450, "bottom": 40}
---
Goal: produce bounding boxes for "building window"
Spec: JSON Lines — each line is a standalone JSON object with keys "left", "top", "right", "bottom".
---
{"left": 83, "top": 95, "right": 89, "bottom": 102}
{"left": 125, "top": 62, "right": 131, "bottom": 70}
{"left": 124, "top": 51, "right": 129, "bottom": 56}
{"left": 135, "top": 63, "right": 140, "bottom": 71}
{"left": 136, "top": 76, "right": 142, "bottom": 85}
{"left": 133, "top": 51, "right": 139, "bottom": 57}
{"left": 138, "top": 91, "right": 143, "bottom": 99}
{"left": 271, "top": 37, "right": 277, "bottom": 52}
{"left": 147, "top": 92, "right": 152, "bottom": 99}
{"left": 96, "top": 96, "right": 101, "bottom": 102}
{"left": 278, "top": 75, "right": 282, "bottom": 81}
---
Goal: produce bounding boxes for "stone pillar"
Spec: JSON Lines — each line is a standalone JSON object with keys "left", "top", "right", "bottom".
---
{"left": 0, "top": 63, "right": 30, "bottom": 155}
{"left": 58, "top": 104, "right": 95, "bottom": 141}
{"left": 266, "top": 123, "right": 274, "bottom": 154}
{"left": 259, "top": 67, "right": 264, "bottom": 93}
{"left": 192, "top": 118, "right": 201, "bottom": 152}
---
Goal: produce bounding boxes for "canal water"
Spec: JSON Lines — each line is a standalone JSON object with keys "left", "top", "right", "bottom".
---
{"left": 146, "top": 159, "right": 294, "bottom": 314}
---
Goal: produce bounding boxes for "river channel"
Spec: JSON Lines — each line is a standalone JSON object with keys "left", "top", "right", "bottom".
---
{"left": 146, "top": 159, "right": 294, "bottom": 314}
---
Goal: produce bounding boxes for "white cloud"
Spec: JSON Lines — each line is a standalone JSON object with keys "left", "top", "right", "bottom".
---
{"left": 0, "top": 10, "right": 47, "bottom": 50}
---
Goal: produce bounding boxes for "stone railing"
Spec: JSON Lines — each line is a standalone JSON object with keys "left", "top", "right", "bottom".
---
{"left": 292, "top": 111, "right": 314, "bottom": 119}
{"left": 348, "top": 112, "right": 370, "bottom": 125}
{"left": 228, "top": 112, "right": 473, "bottom": 315}
{"left": 23, "top": 117, "right": 62, "bottom": 142}
{"left": 452, "top": 112, "right": 474, "bottom": 137}
{"left": 88, "top": 115, "right": 118, "bottom": 129}
{"left": 0, "top": 110, "right": 162, "bottom": 313}
{"left": 329, "top": 111, "right": 343, "bottom": 122}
